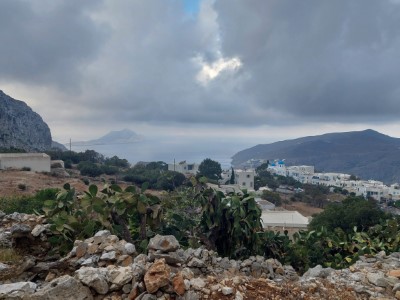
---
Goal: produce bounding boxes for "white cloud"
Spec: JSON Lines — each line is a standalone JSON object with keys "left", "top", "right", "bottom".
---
{"left": 195, "top": 55, "right": 242, "bottom": 85}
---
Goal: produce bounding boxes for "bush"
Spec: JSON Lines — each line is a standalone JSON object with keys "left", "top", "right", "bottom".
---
{"left": 21, "top": 167, "right": 31, "bottom": 171}
{"left": 17, "top": 183, "right": 26, "bottom": 190}
{"left": 261, "top": 190, "right": 282, "bottom": 206}
{"left": 155, "top": 171, "right": 186, "bottom": 191}
{"left": 101, "top": 165, "right": 118, "bottom": 175}
{"left": 78, "top": 162, "right": 103, "bottom": 177}
{"left": 122, "top": 161, "right": 183, "bottom": 190}
{"left": 0, "top": 188, "right": 59, "bottom": 214}
{"left": 309, "top": 196, "right": 388, "bottom": 233}
{"left": 64, "top": 160, "right": 72, "bottom": 169}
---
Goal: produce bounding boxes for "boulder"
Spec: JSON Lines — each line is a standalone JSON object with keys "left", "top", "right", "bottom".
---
{"left": 172, "top": 272, "right": 186, "bottom": 295}
{"left": 148, "top": 235, "right": 180, "bottom": 252}
{"left": 75, "top": 266, "right": 109, "bottom": 294}
{"left": 144, "top": 258, "right": 170, "bottom": 293}
{"left": 0, "top": 282, "right": 37, "bottom": 299}
{"left": 30, "top": 275, "right": 93, "bottom": 300}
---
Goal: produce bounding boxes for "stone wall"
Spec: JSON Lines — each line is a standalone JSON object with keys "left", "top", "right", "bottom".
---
{"left": 0, "top": 212, "right": 400, "bottom": 299}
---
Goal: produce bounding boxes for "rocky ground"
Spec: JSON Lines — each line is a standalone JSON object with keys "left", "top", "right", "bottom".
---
{"left": 0, "top": 212, "right": 400, "bottom": 299}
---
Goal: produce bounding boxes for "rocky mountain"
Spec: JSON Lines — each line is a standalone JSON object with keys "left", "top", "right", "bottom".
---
{"left": 72, "top": 128, "right": 143, "bottom": 147}
{"left": 232, "top": 129, "right": 400, "bottom": 184}
{"left": 51, "top": 141, "right": 68, "bottom": 151}
{"left": 0, "top": 90, "right": 52, "bottom": 151}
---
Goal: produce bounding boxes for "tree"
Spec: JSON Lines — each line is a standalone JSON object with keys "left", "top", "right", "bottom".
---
{"left": 156, "top": 171, "right": 186, "bottom": 191}
{"left": 78, "top": 162, "right": 103, "bottom": 177}
{"left": 261, "top": 190, "right": 282, "bottom": 206}
{"left": 198, "top": 158, "right": 222, "bottom": 180}
{"left": 229, "top": 167, "right": 235, "bottom": 184}
{"left": 309, "top": 196, "right": 388, "bottom": 233}
{"left": 105, "top": 155, "right": 129, "bottom": 168}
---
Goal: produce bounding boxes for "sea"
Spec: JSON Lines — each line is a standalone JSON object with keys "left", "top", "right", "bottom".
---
{"left": 70, "top": 137, "right": 254, "bottom": 170}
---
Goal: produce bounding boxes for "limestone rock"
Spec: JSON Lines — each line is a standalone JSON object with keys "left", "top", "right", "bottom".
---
{"left": 148, "top": 234, "right": 180, "bottom": 252}
{"left": 188, "top": 258, "right": 206, "bottom": 268}
{"left": 172, "top": 272, "right": 186, "bottom": 296}
{"left": 30, "top": 275, "right": 93, "bottom": 300}
{"left": 302, "top": 265, "right": 333, "bottom": 279}
{"left": 0, "top": 282, "right": 37, "bottom": 299}
{"left": 124, "top": 243, "right": 136, "bottom": 255}
{"left": 144, "top": 258, "right": 170, "bottom": 293}
{"left": 10, "top": 224, "right": 31, "bottom": 238}
{"left": 108, "top": 266, "right": 133, "bottom": 288}
{"left": 367, "top": 271, "right": 388, "bottom": 287}
{"left": 31, "top": 224, "right": 49, "bottom": 237}
{"left": 75, "top": 266, "right": 109, "bottom": 294}
{"left": 222, "top": 286, "right": 234, "bottom": 295}
{"left": 388, "top": 270, "right": 400, "bottom": 278}
{"left": 190, "top": 278, "right": 206, "bottom": 290}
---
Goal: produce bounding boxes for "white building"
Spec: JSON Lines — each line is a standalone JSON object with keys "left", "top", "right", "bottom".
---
{"left": 287, "top": 165, "right": 315, "bottom": 184}
{"left": 0, "top": 153, "right": 51, "bottom": 172}
{"left": 262, "top": 158, "right": 400, "bottom": 202}
{"left": 267, "top": 160, "right": 287, "bottom": 176}
{"left": 168, "top": 161, "right": 199, "bottom": 175}
{"left": 261, "top": 210, "right": 309, "bottom": 234}
{"left": 388, "top": 184, "right": 400, "bottom": 201}
{"left": 234, "top": 169, "right": 255, "bottom": 189}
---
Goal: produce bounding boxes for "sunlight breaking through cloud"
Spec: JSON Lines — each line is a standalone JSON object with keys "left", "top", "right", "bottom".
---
{"left": 195, "top": 55, "right": 242, "bottom": 85}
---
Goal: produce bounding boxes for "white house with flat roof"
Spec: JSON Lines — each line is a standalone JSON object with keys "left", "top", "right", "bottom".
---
{"left": 0, "top": 153, "right": 50, "bottom": 172}
{"left": 234, "top": 169, "right": 255, "bottom": 190}
{"left": 168, "top": 161, "right": 199, "bottom": 175}
{"left": 261, "top": 210, "right": 309, "bottom": 234}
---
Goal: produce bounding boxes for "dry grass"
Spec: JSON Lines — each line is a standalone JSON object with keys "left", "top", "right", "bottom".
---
{"left": 0, "top": 248, "right": 22, "bottom": 264}
{"left": 0, "top": 169, "right": 106, "bottom": 197}
{"left": 283, "top": 201, "right": 324, "bottom": 217}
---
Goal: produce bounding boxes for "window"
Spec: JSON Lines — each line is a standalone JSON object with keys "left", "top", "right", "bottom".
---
{"left": 242, "top": 182, "right": 246, "bottom": 186}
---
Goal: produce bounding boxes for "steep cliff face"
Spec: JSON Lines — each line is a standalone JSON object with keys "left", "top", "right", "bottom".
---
{"left": 0, "top": 90, "right": 52, "bottom": 151}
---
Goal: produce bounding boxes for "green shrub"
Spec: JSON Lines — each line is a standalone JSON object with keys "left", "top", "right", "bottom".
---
{"left": 17, "top": 183, "right": 26, "bottom": 190}
{"left": 0, "top": 188, "right": 59, "bottom": 214}
{"left": 78, "top": 162, "right": 103, "bottom": 177}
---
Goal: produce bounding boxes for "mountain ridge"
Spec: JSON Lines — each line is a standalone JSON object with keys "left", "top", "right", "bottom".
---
{"left": 232, "top": 129, "right": 400, "bottom": 184}
{"left": 0, "top": 90, "right": 52, "bottom": 151}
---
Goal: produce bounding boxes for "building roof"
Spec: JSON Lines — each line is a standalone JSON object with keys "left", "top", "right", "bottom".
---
{"left": 0, "top": 153, "right": 50, "bottom": 158}
{"left": 261, "top": 210, "right": 309, "bottom": 228}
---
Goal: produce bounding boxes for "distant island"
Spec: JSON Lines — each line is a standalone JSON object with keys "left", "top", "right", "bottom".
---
{"left": 71, "top": 129, "right": 144, "bottom": 147}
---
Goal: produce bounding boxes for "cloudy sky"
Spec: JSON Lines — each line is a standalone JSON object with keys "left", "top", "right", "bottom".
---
{"left": 1, "top": 0, "right": 400, "bottom": 162}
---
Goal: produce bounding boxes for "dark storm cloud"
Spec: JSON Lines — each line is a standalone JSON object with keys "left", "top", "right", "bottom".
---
{"left": 1, "top": 0, "right": 400, "bottom": 128}
{"left": 214, "top": 0, "right": 400, "bottom": 122}
{"left": 0, "top": 0, "right": 108, "bottom": 89}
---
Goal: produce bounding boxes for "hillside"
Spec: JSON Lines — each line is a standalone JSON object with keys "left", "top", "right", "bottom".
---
{"left": 0, "top": 90, "right": 52, "bottom": 151}
{"left": 232, "top": 129, "right": 400, "bottom": 184}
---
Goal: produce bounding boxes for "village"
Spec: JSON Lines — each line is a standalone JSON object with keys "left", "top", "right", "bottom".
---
{"left": 168, "top": 159, "right": 400, "bottom": 234}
